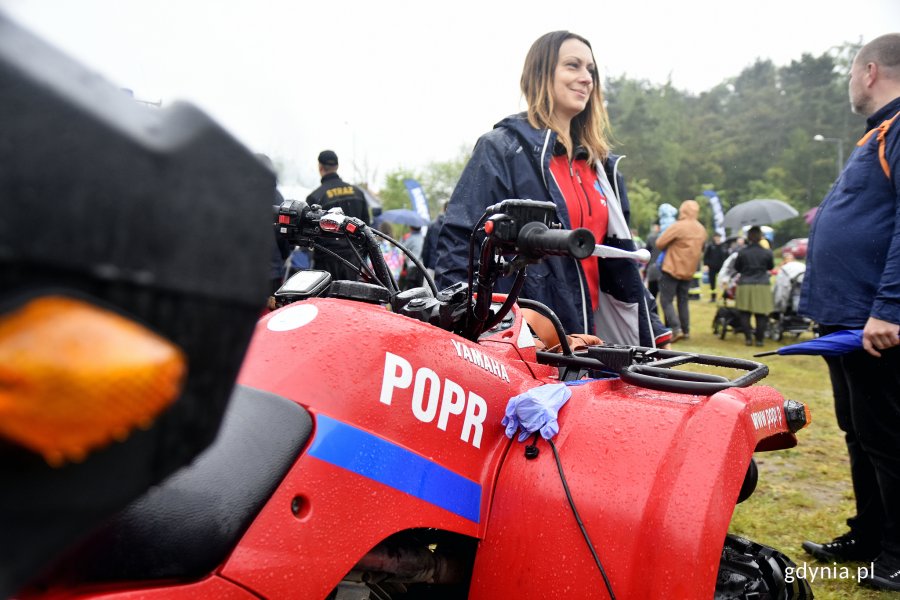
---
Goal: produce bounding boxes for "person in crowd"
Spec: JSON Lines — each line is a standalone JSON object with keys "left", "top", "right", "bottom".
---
{"left": 306, "top": 150, "right": 371, "bottom": 280}
{"left": 256, "top": 153, "right": 292, "bottom": 305}
{"left": 799, "top": 33, "right": 900, "bottom": 592}
{"left": 643, "top": 222, "right": 662, "bottom": 301}
{"left": 774, "top": 250, "right": 802, "bottom": 277}
{"left": 377, "top": 221, "right": 404, "bottom": 284}
{"left": 772, "top": 251, "right": 804, "bottom": 316}
{"left": 648, "top": 203, "right": 678, "bottom": 300}
{"left": 703, "top": 232, "right": 730, "bottom": 303}
{"left": 421, "top": 201, "right": 446, "bottom": 280}
{"left": 630, "top": 227, "right": 644, "bottom": 249}
{"left": 655, "top": 199, "right": 707, "bottom": 342}
{"left": 434, "top": 30, "right": 669, "bottom": 347}
{"left": 399, "top": 225, "right": 425, "bottom": 290}
{"left": 733, "top": 226, "right": 774, "bottom": 346}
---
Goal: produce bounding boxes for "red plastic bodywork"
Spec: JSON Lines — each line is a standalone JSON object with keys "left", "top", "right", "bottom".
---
{"left": 28, "top": 297, "right": 799, "bottom": 599}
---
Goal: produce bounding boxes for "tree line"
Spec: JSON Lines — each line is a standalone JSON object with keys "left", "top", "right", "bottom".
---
{"left": 378, "top": 42, "right": 865, "bottom": 247}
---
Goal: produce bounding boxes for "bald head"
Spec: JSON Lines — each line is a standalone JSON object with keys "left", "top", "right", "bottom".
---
{"left": 850, "top": 33, "right": 900, "bottom": 116}
{"left": 857, "top": 34, "right": 900, "bottom": 76}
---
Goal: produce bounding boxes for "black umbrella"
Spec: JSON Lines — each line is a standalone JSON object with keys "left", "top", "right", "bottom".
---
{"left": 723, "top": 199, "right": 799, "bottom": 230}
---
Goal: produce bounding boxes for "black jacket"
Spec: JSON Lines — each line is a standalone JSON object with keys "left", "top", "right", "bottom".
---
{"left": 307, "top": 172, "right": 371, "bottom": 259}
{"left": 703, "top": 241, "right": 729, "bottom": 272}
{"left": 734, "top": 243, "right": 774, "bottom": 285}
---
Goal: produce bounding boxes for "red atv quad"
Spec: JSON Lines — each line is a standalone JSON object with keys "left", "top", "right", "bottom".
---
{"left": 20, "top": 197, "right": 813, "bottom": 600}
{"left": 2, "top": 12, "right": 813, "bottom": 600}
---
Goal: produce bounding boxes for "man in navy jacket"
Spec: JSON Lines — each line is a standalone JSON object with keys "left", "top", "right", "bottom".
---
{"left": 799, "top": 33, "right": 900, "bottom": 592}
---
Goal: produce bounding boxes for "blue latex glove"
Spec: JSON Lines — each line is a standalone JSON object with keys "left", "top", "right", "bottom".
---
{"left": 502, "top": 383, "right": 572, "bottom": 442}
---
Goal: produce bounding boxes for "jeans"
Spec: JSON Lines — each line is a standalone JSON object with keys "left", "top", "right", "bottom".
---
{"left": 822, "top": 324, "right": 900, "bottom": 557}
{"left": 659, "top": 272, "right": 691, "bottom": 334}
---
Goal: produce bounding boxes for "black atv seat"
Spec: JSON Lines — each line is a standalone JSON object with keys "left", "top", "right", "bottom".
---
{"left": 43, "top": 385, "right": 312, "bottom": 585}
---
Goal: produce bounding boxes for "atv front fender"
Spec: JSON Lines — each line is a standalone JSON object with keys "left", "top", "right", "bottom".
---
{"left": 469, "top": 381, "right": 795, "bottom": 599}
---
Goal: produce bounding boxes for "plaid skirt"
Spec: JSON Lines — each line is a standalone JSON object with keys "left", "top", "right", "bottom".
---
{"left": 735, "top": 284, "right": 773, "bottom": 314}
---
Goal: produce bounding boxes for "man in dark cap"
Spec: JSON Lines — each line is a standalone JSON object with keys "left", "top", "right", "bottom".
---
{"left": 306, "top": 150, "right": 371, "bottom": 280}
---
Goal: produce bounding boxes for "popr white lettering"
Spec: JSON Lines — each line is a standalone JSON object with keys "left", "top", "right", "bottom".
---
{"left": 380, "top": 352, "right": 488, "bottom": 448}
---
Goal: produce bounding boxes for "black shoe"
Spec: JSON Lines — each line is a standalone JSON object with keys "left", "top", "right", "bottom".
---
{"left": 755, "top": 340, "right": 764, "bottom": 347}
{"left": 862, "top": 554, "right": 900, "bottom": 591}
{"left": 802, "top": 532, "right": 881, "bottom": 562}
{"left": 745, "top": 339, "right": 753, "bottom": 346}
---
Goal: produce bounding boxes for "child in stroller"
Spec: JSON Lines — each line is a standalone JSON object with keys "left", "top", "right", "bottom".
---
{"left": 768, "top": 253, "right": 812, "bottom": 340}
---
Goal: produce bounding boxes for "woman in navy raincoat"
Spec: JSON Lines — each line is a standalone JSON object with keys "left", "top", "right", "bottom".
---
{"left": 435, "top": 31, "right": 669, "bottom": 346}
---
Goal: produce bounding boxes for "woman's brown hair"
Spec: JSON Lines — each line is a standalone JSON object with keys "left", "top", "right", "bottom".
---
{"left": 520, "top": 31, "right": 612, "bottom": 163}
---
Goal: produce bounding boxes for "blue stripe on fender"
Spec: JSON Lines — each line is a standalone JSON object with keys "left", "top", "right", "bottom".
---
{"left": 308, "top": 414, "right": 482, "bottom": 523}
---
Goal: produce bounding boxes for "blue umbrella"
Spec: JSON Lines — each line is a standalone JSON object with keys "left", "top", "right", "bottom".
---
{"left": 374, "top": 209, "right": 430, "bottom": 228}
{"left": 755, "top": 329, "right": 863, "bottom": 357}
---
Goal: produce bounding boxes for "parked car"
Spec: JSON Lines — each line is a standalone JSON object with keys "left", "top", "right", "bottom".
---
{"left": 781, "top": 237, "right": 808, "bottom": 259}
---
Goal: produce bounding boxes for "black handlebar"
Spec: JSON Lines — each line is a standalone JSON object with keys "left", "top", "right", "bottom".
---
{"left": 517, "top": 222, "right": 595, "bottom": 259}
{"left": 276, "top": 197, "right": 772, "bottom": 392}
{"left": 536, "top": 345, "right": 769, "bottom": 395}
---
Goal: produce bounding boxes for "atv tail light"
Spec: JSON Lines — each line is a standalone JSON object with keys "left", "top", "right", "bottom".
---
{"left": 783, "top": 399, "right": 810, "bottom": 433}
{"left": 0, "top": 296, "right": 186, "bottom": 466}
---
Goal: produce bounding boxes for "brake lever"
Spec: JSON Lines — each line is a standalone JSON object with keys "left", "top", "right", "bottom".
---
{"left": 592, "top": 245, "right": 651, "bottom": 264}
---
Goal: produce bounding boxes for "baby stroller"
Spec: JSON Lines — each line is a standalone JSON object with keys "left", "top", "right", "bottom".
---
{"left": 717, "top": 252, "right": 740, "bottom": 304}
{"left": 768, "top": 261, "right": 812, "bottom": 341}
{"left": 712, "top": 252, "right": 742, "bottom": 338}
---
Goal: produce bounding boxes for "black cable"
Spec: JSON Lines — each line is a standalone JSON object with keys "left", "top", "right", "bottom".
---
{"left": 347, "top": 237, "right": 382, "bottom": 285}
{"left": 515, "top": 298, "right": 573, "bottom": 356}
{"left": 465, "top": 212, "right": 492, "bottom": 330}
{"left": 370, "top": 227, "right": 438, "bottom": 296}
{"left": 547, "top": 438, "right": 616, "bottom": 599}
{"left": 311, "top": 242, "right": 380, "bottom": 285}
{"left": 357, "top": 227, "right": 400, "bottom": 294}
{"left": 480, "top": 269, "right": 525, "bottom": 332}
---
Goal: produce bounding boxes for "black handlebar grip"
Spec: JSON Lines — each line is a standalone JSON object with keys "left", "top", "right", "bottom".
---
{"left": 517, "top": 222, "right": 596, "bottom": 259}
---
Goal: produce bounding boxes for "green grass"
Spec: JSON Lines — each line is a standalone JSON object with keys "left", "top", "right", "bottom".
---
{"left": 673, "top": 298, "right": 893, "bottom": 598}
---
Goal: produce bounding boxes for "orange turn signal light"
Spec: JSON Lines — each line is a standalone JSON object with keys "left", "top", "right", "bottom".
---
{"left": 0, "top": 296, "right": 186, "bottom": 466}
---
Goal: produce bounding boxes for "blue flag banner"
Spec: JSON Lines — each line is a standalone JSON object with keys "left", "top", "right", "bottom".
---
{"left": 703, "top": 190, "right": 726, "bottom": 238}
{"left": 403, "top": 179, "right": 431, "bottom": 222}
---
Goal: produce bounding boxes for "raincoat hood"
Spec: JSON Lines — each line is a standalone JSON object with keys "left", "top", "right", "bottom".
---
{"left": 493, "top": 113, "right": 624, "bottom": 173}
{"left": 678, "top": 200, "right": 700, "bottom": 220}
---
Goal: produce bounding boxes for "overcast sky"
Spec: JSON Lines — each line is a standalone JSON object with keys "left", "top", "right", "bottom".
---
{"left": 3, "top": 0, "right": 898, "bottom": 193}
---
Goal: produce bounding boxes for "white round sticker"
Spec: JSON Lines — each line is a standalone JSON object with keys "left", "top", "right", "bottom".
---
{"left": 267, "top": 304, "right": 319, "bottom": 331}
